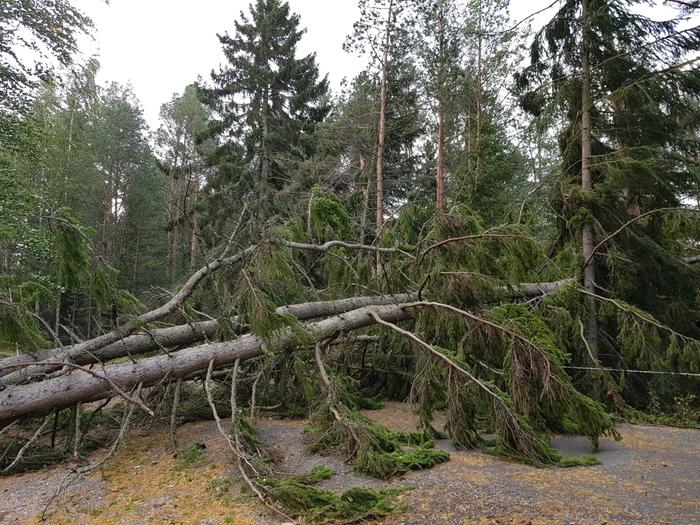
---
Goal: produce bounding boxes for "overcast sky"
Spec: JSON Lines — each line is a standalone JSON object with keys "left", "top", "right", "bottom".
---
{"left": 70, "top": 0, "right": 679, "bottom": 130}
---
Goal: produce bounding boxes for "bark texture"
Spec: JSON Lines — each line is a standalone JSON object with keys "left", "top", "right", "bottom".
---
{"left": 0, "top": 294, "right": 417, "bottom": 386}
{"left": 0, "top": 304, "right": 412, "bottom": 423}
{"left": 580, "top": 0, "right": 599, "bottom": 359}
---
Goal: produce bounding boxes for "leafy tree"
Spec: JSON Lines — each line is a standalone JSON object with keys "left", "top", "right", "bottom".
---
{"left": 0, "top": 0, "right": 92, "bottom": 114}
{"left": 517, "top": 0, "right": 700, "bottom": 401}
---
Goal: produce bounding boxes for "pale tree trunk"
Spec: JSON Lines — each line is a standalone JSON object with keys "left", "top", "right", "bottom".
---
{"left": 475, "top": 0, "right": 482, "bottom": 184}
{"left": 0, "top": 293, "right": 417, "bottom": 386}
{"left": 376, "top": 0, "right": 393, "bottom": 238}
{"left": 0, "top": 304, "right": 413, "bottom": 423}
{"left": 259, "top": 91, "right": 271, "bottom": 228}
{"left": 580, "top": 0, "right": 599, "bottom": 360}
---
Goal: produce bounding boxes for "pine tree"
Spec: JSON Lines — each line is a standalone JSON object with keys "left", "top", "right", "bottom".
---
{"left": 157, "top": 84, "right": 213, "bottom": 278}
{"left": 410, "top": 0, "right": 464, "bottom": 211}
{"left": 200, "top": 0, "right": 330, "bottom": 231}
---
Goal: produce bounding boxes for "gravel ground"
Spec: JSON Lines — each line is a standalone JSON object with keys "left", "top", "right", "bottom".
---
{"left": 0, "top": 402, "right": 697, "bottom": 524}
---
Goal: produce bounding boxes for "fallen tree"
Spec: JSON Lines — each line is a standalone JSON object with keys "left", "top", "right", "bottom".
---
{"left": 1, "top": 217, "right": 696, "bottom": 482}
{"left": 23, "top": 240, "right": 410, "bottom": 382}
{"left": 0, "top": 277, "right": 577, "bottom": 387}
{"left": 0, "top": 304, "right": 411, "bottom": 423}
{"left": 0, "top": 293, "right": 416, "bottom": 386}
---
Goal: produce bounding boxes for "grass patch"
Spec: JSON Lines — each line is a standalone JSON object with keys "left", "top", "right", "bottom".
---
{"left": 176, "top": 442, "right": 206, "bottom": 469}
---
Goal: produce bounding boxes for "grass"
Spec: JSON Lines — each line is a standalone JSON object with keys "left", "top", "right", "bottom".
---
{"left": 176, "top": 442, "right": 206, "bottom": 469}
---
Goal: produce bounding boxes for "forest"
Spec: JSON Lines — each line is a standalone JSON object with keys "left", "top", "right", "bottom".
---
{"left": 0, "top": 0, "right": 699, "bottom": 523}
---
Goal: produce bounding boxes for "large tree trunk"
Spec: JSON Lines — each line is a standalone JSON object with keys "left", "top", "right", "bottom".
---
{"left": 580, "top": 0, "right": 599, "bottom": 360}
{"left": 0, "top": 293, "right": 417, "bottom": 386}
{"left": 0, "top": 304, "right": 412, "bottom": 424}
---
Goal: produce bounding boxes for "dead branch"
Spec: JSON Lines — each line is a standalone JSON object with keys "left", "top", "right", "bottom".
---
{"left": 170, "top": 379, "right": 182, "bottom": 452}
{"left": 3, "top": 415, "right": 51, "bottom": 473}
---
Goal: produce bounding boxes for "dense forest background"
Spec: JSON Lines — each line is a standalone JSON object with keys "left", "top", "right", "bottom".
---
{"left": 1, "top": 1, "right": 699, "bottom": 515}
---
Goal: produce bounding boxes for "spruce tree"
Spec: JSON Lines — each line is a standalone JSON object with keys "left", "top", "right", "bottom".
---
{"left": 200, "top": 0, "right": 330, "bottom": 231}
{"left": 516, "top": 0, "right": 700, "bottom": 401}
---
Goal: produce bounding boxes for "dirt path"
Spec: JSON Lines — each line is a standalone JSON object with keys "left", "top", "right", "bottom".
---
{"left": 0, "top": 402, "right": 697, "bottom": 525}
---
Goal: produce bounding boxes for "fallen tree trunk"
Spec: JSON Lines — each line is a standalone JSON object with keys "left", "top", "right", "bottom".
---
{"left": 30, "top": 240, "right": 412, "bottom": 380}
{"left": 0, "top": 293, "right": 416, "bottom": 387}
{"left": 0, "top": 304, "right": 412, "bottom": 423}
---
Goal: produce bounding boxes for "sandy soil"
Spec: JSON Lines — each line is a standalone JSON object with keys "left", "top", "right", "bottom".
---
{"left": 0, "top": 402, "right": 697, "bottom": 525}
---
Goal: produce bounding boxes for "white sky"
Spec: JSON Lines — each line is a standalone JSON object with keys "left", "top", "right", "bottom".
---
{"left": 71, "top": 0, "right": 679, "bottom": 130}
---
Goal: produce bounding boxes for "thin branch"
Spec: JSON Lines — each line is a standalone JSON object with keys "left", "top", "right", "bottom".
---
{"left": 579, "top": 289, "right": 698, "bottom": 343}
{"left": 583, "top": 207, "right": 699, "bottom": 269}
{"left": 420, "top": 232, "right": 526, "bottom": 259}
{"left": 3, "top": 415, "right": 51, "bottom": 473}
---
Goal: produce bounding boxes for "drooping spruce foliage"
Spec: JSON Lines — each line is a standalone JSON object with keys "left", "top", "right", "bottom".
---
{"left": 516, "top": 0, "right": 700, "bottom": 406}
{"left": 1, "top": 1, "right": 699, "bottom": 515}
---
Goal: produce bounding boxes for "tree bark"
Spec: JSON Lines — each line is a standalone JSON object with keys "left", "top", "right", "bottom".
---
{"left": 580, "top": 0, "right": 599, "bottom": 360}
{"left": 437, "top": 103, "right": 446, "bottom": 211}
{"left": 375, "top": 0, "right": 393, "bottom": 237}
{"left": 0, "top": 293, "right": 417, "bottom": 386}
{"left": 0, "top": 304, "right": 413, "bottom": 423}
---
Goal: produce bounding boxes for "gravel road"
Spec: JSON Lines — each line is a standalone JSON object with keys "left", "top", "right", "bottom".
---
{"left": 0, "top": 402, "right": 697, "bottom": 524}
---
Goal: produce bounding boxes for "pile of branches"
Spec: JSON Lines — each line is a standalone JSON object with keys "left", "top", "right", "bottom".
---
{"left": 1, "top": 208, "right": 697, "bottom": 521}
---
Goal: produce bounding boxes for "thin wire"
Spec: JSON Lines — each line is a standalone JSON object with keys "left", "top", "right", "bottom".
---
{"left": 563, "top": 365, "right": 700, "bottom": 377}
